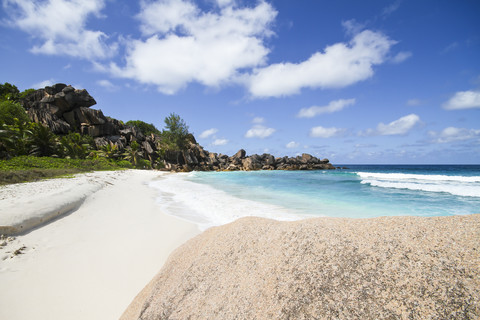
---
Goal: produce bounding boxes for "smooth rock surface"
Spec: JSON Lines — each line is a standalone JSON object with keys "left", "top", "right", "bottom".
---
{"left": 125, "top": 215, "right": 480, "bottom": 320}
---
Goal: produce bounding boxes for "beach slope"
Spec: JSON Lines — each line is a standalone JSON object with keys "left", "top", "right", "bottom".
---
{"left": 0, "top": 170, "right": 199, "bottom": 320}
{"left": 125, "top": 214, "right": 480, "bottom": 319}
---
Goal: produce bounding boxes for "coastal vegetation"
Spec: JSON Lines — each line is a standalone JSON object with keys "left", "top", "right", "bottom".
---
{"left": 0, "top": 82, "right": 192, "bottom": 184}
{"left": 0, "top": 81, "right": 334, "bottom": 184}
{"left": 0, "top": 156, "right": 132, "bottom": 185}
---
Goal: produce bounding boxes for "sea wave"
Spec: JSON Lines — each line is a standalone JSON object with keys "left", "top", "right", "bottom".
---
{"left": 357, "top": 172, "right": 480, "bottom": 197}
{"left": 149, "top": 173, "right": 302, "bottom": 230}
{"left": 356, "top": 172, "right": 480, "bottom": 182}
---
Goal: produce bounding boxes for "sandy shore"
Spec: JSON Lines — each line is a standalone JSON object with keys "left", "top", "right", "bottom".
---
{"left": 0, "top": 170, "right": 200, "bottom": 320}
{"left": 125, "top": 215, "right": 480, "bottom": 319}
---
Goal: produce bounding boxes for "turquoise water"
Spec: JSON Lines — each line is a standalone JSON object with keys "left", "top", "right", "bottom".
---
{"left": 185, "top": 165, "right": 480, "bottom": 219}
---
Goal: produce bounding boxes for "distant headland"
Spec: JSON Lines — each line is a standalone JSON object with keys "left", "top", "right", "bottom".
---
{"left": 3, "top": 83, "right": 335, "bottom": 172}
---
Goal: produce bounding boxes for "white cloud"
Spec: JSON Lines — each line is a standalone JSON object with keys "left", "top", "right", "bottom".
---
{"left": 96, "top": 79, "right": 118, "bottom": 91}
{"left": 199, "top": 128, "right": 218, "bottom": 139}
{"left": 212, "top": 138, "right": 229, "bottom": 146}
{"left": 381, "top": 0, "right": 401, "bottom": 17}
{"left": 391, "top": 51, "right": 412, "bottom": 63}
{"left": 355, "top": 143, "right": 377, "bottom": 148}
{"left": 442, "top": 42, "right": 459, "bottom": 54}
{"left": 248, "top": 29, "right": 396, "bottom": 98}
{"left": 430, "top": 127, "right": 480, "bottom": 143}
{"left": 245, "top": 125, "right": 275, "bottom": 138}
{"left": 3, "top": 0, "right": 116, "bottom": 60}
{"left": 341, "top": 19, "right": 365, "bottom": 36}
{"left": 443, "top": 90, "right": 480, "bottom": 110}
{"left": 310, "top": 126, "right": 346, "bottom": 138}
{"left": 362, "top": 113, "right": 420, "bottom": 136}
{"left": 110, "top": 0, "right": 276, "bottom": 94}
{"left": 216, "top": 0, "right": 235, "bottom": 8}
{"left": 297, "top": 98, "right": 355, "bottom": 118}
{"left": 32, "top": 79, "right": 55, "bottom": 88}
{"left": 252, "top": 117, "right": 265, "bottom": 124}
{"left": 286, "top": 141, "right": 299, "bottom": 148}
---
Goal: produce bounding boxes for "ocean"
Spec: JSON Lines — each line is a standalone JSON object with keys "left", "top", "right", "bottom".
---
{"left": 150, "top": 165, "right": 480, "bottom": 230}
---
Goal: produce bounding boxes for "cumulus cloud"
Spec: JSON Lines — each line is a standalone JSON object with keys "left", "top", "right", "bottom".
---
{"left": 309, "top": 126, "right": 346, "bottom": 138}
{"left": 212, "top": 138, "right": 229, "bottom": 146}
{"left": 430, "top": 127, "right": 480, "bottom": 143}
{"left": 443, "top": 90, "right": 480, "bottom": 110}
{"left": 286, "top": 141, "right": 299, "bottom": 148}
{"left": 245, "top": 125, "right": 275, "bottom": 138}
{"left": 3, "top": 0, "right": 116, "bottom": 60}
{"left": 199, "top": 128, "right": 218, "bottom": 139}
{"left": 297, "top": 98, "right": 355, "bottom": 118}
{"left": 361, "top": 113, "right": 420, "bottom": 136}
{"left": 110, "top": 0, "right": 277, "bottom": 94}
{"left": 391, "top": 51, "right": 412, "bottom": 63}
{"left": 248, "top": 29, "right": 396, "bottom": 98}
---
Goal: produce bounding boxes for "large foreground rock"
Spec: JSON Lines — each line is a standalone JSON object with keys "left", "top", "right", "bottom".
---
{"left": 122, "top": 214, "right": 480, "bottom": 319}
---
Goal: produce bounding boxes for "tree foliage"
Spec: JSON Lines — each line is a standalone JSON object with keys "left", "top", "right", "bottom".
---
{"left": 29, "top": 124, "right": 58, "bottom": 157}
{"left": 0, "top": 100, "right": 31, "bottom": 126}
{"left": 123, "top": 141, "right": 143, "bottom": 168}
{"left": 161, "top": 113, "right": 191, "bottom": 150}
{"left": 0, "top": 82, "right": 20, "bottom": 101}
{"left": 126, "top": 120, "right": 161, "bottom": 136}
{"left": 0, "top": 82, "right": 34, "bottom": 102}
{"left": 0, "top": 82, "right": 197, "bottom": 175}
{"left": 58, "top": 132, "right": 94, "bottom": 159}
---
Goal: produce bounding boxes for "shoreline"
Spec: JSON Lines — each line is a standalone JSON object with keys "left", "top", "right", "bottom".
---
{"left": 2, "top": 169, "right": 479, "bottom": 319}
{"left": 0, "top": 170, "right": 200, "bottom": 320}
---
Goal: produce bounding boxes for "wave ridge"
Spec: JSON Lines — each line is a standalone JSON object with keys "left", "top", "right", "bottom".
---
{"left": 356, "top": 172, "right": 480, "bottom": 183}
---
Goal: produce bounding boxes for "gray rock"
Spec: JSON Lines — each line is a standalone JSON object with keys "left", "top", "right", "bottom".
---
{"left": 233, "top": 149, "right": 246, "bottom": 159}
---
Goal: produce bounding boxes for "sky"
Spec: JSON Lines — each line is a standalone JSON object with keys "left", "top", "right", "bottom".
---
{"left": 1, "top": 0, "right": 479, "bottom": 164}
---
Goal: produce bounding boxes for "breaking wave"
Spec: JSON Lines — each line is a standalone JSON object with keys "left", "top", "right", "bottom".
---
{"left": 357, "top": 172, "right": 480, "bottom": 197}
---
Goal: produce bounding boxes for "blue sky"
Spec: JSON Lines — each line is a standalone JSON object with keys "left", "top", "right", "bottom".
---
{"left": 1, "top": 0, "right": 479, "bottom": 164}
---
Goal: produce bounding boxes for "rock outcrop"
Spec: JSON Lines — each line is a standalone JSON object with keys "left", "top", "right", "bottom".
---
{"left": 20, "top": 84, "right": 335, "bottom": 172}
{"left": 121, "top": 215, "right": 480, "bottom": 320}
{"left": 21, "top": 83, "right": 121, "bottom": 136}
{"left": 168, "top": 148, "right": 335, "bottom": 172}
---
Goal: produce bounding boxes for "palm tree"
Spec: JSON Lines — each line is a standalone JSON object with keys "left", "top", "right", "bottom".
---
{"left": 59, "top": 133, "right": 93, "bottom": 159}
{"left": 29, "top": 123, "right": 58, "bottom": 157}
{"left": 97, "top": 142, "right": 121, "bottom": 160}
{"left": 123, "top": 141, "right": 143, "bottom": 167}
{"left": 0, "top": 119, "right": 33, "bottom": 157}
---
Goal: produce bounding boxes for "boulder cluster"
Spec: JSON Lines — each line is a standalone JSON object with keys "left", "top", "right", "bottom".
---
{"left": 168, "top": 147, "right": 335, "bottom": 172}
{"left": 20, "top": 83, "right": 335, "bottom": 171}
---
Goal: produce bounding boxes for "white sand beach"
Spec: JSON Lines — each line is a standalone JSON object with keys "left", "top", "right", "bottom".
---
{"left": 2, "top": 169, "right": 479, "bottom": 319}
{"left": 0, "top": 170, "right": 199, "bottom": 320}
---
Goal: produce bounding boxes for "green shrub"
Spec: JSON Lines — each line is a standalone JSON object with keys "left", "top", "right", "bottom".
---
{"left": 135, "top": 159, "right": 151, "bottom": 169}
{"left": 115, "top": 160, "right": 134, "bottom": 169}
{"left": 126, "top": 120, "right": 161, "bottom": 136}
{"left": 0, "top": 100, "right": 30, "bottom": 126}
{"left": 58, "top": 132, "right": 94, "bottom": 159}
{"left": 0, "top": 82, "right": 20, "bottom": 101}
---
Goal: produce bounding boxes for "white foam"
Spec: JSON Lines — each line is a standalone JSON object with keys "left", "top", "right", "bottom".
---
{"left": 358, "top": 172, "right": 480, "bottom": 198}
{"left": 357, "top": 172, "right": 480, "bottom": 183}
{"left": 149, "top": 173, "right": 303, "bottom": 230}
